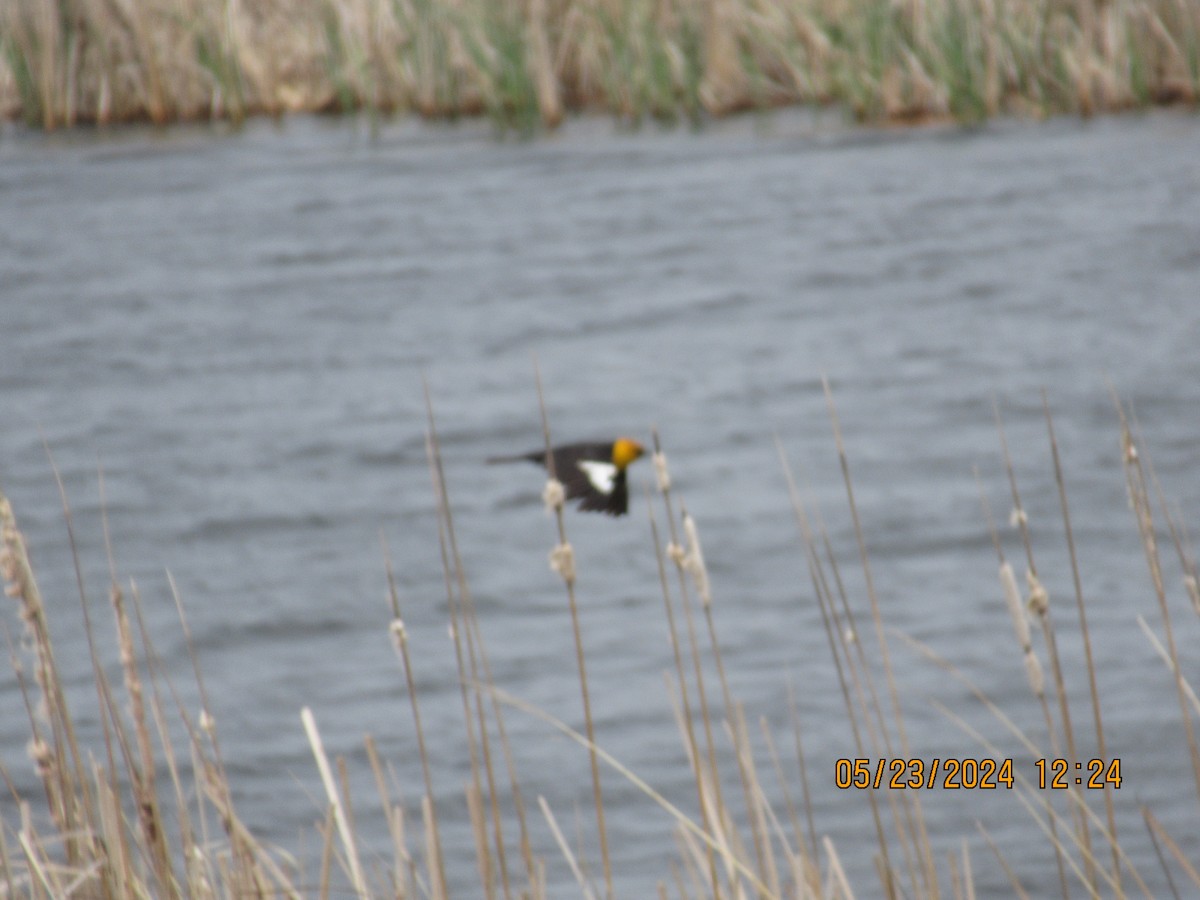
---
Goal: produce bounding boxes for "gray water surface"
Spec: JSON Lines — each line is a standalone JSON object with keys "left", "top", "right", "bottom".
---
{"left": 3, "top": 110, "right": 1200, "bottom": 896}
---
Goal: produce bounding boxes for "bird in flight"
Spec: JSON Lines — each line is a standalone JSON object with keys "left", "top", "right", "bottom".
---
{"left": 489, "top": 437, "right": 645, "bottom": 516}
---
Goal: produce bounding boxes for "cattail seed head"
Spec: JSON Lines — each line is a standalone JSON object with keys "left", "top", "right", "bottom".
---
{"left": 682, "top": 514, "right": 711, "bottom": 609}
{"left": 1000, "top": 562, "right": 1031, "bottom": 648}
{"left": 26, "top": 737, "right": 51, "bottom": 775}
{"left": 549, "top": 542, "right": 575, "bottom": 584}
{"left": 389, "top": 618, "right": 407, "bottom": 650}
{"left": 1026, "top": 570, "right": 1049, "bottom": 616}
{"left": 1023, "top": 652, "right": 1045, "bottom": 696}
{"left": 542, "top": 478, "right": 565, "bottom": 512}
{"left": 653, "top": 451, "right": 671, "bottom": 493}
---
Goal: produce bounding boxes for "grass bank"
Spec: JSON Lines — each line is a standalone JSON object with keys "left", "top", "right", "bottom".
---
{"left": 2, "top": 387, "right": 1199, "bottom": 897}
{"left": 1, "top": 0, "right": 1197, "bottom": 131}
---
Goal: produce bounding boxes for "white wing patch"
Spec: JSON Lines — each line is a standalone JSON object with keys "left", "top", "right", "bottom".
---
{"left": 577, "top": 460, "right": 618, "bottom": 495}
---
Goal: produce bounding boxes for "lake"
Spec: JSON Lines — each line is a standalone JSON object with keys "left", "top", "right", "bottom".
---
{"left": 3, "top": 108, "right": 1199, "bottom": 896}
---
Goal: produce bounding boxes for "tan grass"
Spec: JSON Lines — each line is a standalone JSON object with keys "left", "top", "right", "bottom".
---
{"left": 3, "top": 383, "right": 1200, "bottom": 897}
{"left": 1, "top": 0, "right": 1198, "bottom": 129}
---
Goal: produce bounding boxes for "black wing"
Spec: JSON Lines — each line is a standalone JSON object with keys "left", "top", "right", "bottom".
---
{"left": 573, "top": 469, "right": 629, "bottom": 516}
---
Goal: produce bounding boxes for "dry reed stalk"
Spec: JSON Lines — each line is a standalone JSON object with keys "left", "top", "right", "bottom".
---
{"left": 363, "top": 734, "right": 420, "bottom": 895}
{"left": 98, "top": 467, "right": 177, "bottom": 896}
{"left": 758, "top": 715, "right": 812, "bottom": 886}
{"left": 975, "top": 469, "right": 1071, "bottom": 897}
{"left": 532, "top": 360, "right": 613, "bottom": 900}
{"left": 1142, "top": 805, "right": 1200, "bottom": 890}
{"left": 645, "top": 486, "right": 726, "bottom": 896}
{"left": 1, "top": 488, "right": 90, "bottom": 861}
{"left": 902, "top": 617, "right": 1158, "bottom": 900}
{"left": 47, "top": 448, "right": 145, "bottom": 900}
{"left": 301, "top": 707, "right": 370, "bottom": 896}
{"left": 419, "top": 422, "right": 496, "bottom": 883}
{"left": 1137, "top": 617, "right": 1200, "bottom": 720}
{"left": 381, "top": 539, "right": 452, "bottom": 897}
{"left": 660, "top": 671, "right": 744, "bottom": 893}
{"left": 700, "top": 0, "right": 748, "bottom": 113}
{"left": 820, "top": 381, "right": 937, "bottom": 897}
{"left": 807, "top": 479, "right": 932, "bottom": 897}
{"left": 315, "top": 802, "right": 335, "bottom": 899}
{"left": 527, "top": 0, "right": 563, "bottom": 125}
{"left": 1142, "top": 458, "right": 1200, "bottom": 623}
{"left": 1040, "top": 395, "right": 1122, "bottom": 892}
{"left": 930, "top": 701, "right": 1091, "bottom": 888}
{"left": 1142, "top": 818, "right": 1180, "bottom": 898}
{"left": 6, "top": 469, "right": 304, "bottom": 898}
{"left": 497, "top": 682, "right": 774, "bottom": 895}
{"left": 774, "top": 437, "right": 897, "bottom": 896}
{"left": 976, "top": 822, "right": 1031, "bottom": 899}
{"left": 423, "top": 378, "right": 538, "bottom": 895}
{"left": 786, "top": 685, "right": 820, "bottom": 866}
{"left": 651, "top": 431, "right": 735, "bottom": 897}
{"left": 980, "top": 0, "right": 1000, "bottom": 113}
{"left": 1113, "top": 394, "right": 1200, "bottom": 806}
{"left": 539, "top": 796, "right": 598, "bottom": 899}
{"left": 729, "top": 701, "right": 779, "bottom": 897}
{"left": 0, "top": 801, "right": 15, "bottom": 893}
{"left": 111, "top": 579, "right": 177, "bottom": 894}
{"left": 682, "top": 507, "right": 778, "bottom": 895}
{"left": 991, "top": 402, "right": 1099, "bottom": 893}
{"left": 169, "top": 571, "right": 292, "bottom": 898}
{"left": 131, "top": 580, "right": 251, "bottom": 899}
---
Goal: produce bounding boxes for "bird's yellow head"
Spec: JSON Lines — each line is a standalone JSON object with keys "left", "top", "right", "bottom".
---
{"left": 611, "top": 437, "right": 645, "bottom": 471}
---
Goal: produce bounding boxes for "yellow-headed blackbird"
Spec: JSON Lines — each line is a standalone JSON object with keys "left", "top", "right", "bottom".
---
{"left": 489, "top": 437, "right": 645, "bottom": 516}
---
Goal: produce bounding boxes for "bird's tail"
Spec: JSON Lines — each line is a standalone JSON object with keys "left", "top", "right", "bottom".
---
{"left": 486, "top": 451, "right": 538, "bottom": 465}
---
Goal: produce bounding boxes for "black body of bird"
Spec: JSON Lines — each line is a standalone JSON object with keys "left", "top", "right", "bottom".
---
{"left": 488, "top": 437, "right": 645, "bottom": 516}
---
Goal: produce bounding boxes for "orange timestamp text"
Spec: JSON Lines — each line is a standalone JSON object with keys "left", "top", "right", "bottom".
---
{"left": 1035, "top": 757, "right": 1122, "bottom": 789}
{"left": 834, "top": 757, "right": 1123, "bottom": 790}
{"left": 835, "top": 758, "right": 1015, "bottom": 790}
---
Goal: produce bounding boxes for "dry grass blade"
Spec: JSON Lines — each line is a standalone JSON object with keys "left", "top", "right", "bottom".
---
{"left": 381, "top": 528, "right": 451, "bottom": 897}
{"left": 651, "top": 431, "right": 728, "bottom": 898}
{"left": 300, "top": 707, "right": 369, "bottom": 897}
{"left": 774, "top": 433, "right": 896, "bottom": 893}
{"left": 1112, "top": 392, "right": 1200, "bottom": 804}
{"left": 1041, "top": 393, "right": 1121, "bottom": 890}
{"left": 645, "top": 485, "right": 724, "bottom": 896}
{"left": 1141, "top": 806, "right": 1196, "bottom": 893}
{"left": 6, "top": 385, "right": 1200, "bottom": 899}
{"left": 992, "top": 400, "right": 1094, "bottom": 890}
{"left": 532, "top": 357, "right": 613, "bottom": 899}
{"left": 482, "top": 682, "right": 775, "bottom": 897}
{"left": 538, "top": 796, "right": 599, "bottom": 900}
{"left": 1135, "top": 616, "right": 1200, "bottom": 714}
{"left": 426, "top": 379, "right": 538, "bottom": 896}
{"left": 975, "top": 821, "right": 1030, "bottom": 899}
{"left": 821, "top": 378, "right": 935, "bottom": 899}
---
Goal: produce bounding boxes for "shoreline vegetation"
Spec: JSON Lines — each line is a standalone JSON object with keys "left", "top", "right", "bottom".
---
{"left": 1, "top": 0, "right": 1198, "bottom": 132}
{"left": 3, "top": 385, "right": 1200, "bottom": 898}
